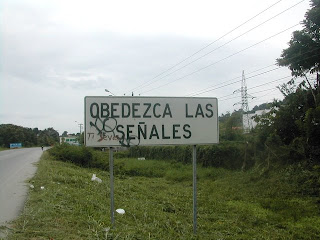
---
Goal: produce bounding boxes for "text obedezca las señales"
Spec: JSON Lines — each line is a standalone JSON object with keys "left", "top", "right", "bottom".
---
{"left": 89, "top": 102, "right": 215, "bottom": 141}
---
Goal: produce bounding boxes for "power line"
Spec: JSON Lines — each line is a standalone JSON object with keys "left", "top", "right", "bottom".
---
{"left": 195, "top": 73, "right": 288, "bottom": 101}
{"left": 250, "top": 89, "right": 279, "bottom": 103}
{"left": 140, "top": 23, "right": 300, "bottom": 95}
{"left": 220, "top": 87, "right": 278, "bottom": 100}
{"left": 127, "top": 0, "right": 285, "bottom": 94}
{"left": 249, "top": 74, "right": 316, "bottom": 102}
{"left": 220, "top": 87, "right": 279, "bottom": 101}
{"left": 241, "top": 75, "right": 291, "bottom": 92}
{"left": 186, "top": 64, "right": 277, "bottom": 96}
{"left": 186, "top": 49, "right": 320, "bottom": 97}
{"left": 133, "top": 0, "right": 304, "bottom": 93}
{"left": 219, "top": 76, "right": 290, "bottom": 101}
{"left": 188, "top": 66, "right": 281, "bottom": 97}
{"left": 221, "top": 74, "right": 307, "bottom": 105}
{"left": 222, "top": 74, "right": 313, "bottom": 113}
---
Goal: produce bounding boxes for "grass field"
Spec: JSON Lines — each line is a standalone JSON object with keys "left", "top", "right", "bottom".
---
{"left": 5, "top": 152, "right": 320, "bottom": 239}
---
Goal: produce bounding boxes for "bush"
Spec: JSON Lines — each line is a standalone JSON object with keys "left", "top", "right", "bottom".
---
{"left": 50, "top": 141, "right": 254, "bottom": 175}
{"left": 48, "top": 144, "right": 109, "bottom": 170}
{"left": 48, "top": 145, "right": 170, "bottom": 178}
{"left": 114, "top": 151, "right": 129, "bottom": 158}
{"left": 127, "top": 143, "right": 246, "bottom": 170}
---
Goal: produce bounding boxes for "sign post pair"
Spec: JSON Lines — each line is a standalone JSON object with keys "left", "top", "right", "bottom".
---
{"left": 84, "top": 96, "right": 219, "bottom": 234}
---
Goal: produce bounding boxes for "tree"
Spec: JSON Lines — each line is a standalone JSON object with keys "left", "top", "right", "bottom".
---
{"left": 277, "top": 0, "right": 320, "bottom": 105}
{"left": 220, "top": 110, "right": 243, "bottom": 141}
{"left": 255, "top": 88, "right": 320, "bottom": 164}
{"left": 277, "top": 0, "right": 320, "bottom": 77}
{"left": 38, "top": 128, "right": 59, "bottom": 146}
{"left": 0, "top": 124, "right": 38, "bottom": 147}
{"left": 0, "top": 124, "right": 60, "bottom": 147}
{"left": 272, "top": 0, "right": 320, "bottom": 164}
{"left": 62, "top": 131, "right": 68, "bottom": 137}
{"left": 79, "top": 132, "right": 84, "bottom": 145}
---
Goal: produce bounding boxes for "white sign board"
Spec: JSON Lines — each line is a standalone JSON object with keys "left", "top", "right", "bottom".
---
{"left": 84, "top": 96, "right": 218, "bottom": 147}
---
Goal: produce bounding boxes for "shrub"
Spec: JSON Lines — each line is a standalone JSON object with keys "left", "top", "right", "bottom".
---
{"left": 48, "top": 144, "right": 109, "bottom": 170}
{"left": 49, "top": 142, "right": 249, "bottom": 172}
{"left": 127, "top": 143, "right": 246, "bottom": 170}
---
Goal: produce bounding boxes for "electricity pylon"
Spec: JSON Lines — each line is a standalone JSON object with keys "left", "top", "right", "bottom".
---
{"left": 233, "top": 71, "right": 254, "bottom": 133}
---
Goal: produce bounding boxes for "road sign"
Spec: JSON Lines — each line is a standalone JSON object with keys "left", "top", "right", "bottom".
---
{"left": 84, "top": 96, "right": 218, "bottom": 147}
{"left": 10, "top": 143, "right": 22, "bottom": 149}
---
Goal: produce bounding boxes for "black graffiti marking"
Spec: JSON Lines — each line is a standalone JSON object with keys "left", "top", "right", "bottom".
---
{"left": 89, "top": 117, "right": 117, "bottom": 142}
{"left": 90, "top": 117, "right": 117, "bottom": 134}
{"left": 119, "top": 135, "right": 140, "bottom": 147}
{"left": 89, "top": 117, "right": 140, "bottom": 147}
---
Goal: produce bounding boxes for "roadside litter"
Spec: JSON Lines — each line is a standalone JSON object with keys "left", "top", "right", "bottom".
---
{"left": 29, "top": 184, "right": 34, "bottom": 189}
{"left": 137, "top": 157, "right": 145, "bottom": 160}
{"left": 116, "top": 208, "right": 125, "bottom": 214}
{"left": 40, "top": 186, "right": 45, "bottom": 190}
{"left": 91, "top": 174, "right": 102, "bottom": 183}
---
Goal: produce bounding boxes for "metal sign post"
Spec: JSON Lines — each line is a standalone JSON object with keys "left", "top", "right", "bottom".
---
{"left": 193, "top": 145, "right": 197, "bottom": 234}
{"left": 84, "top": 96, "right": 219, "bottom": 229}
{"left": 109, "top": 147, "right": 115, "bottom": 226}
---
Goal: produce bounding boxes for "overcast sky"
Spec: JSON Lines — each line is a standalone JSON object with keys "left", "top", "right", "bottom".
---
{"left": 0, "top": 0, "right": 311, "bottom": 134}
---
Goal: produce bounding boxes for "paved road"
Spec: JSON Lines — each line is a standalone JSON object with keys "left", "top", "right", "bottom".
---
{"left": 0, "top": 147, "right": 44, "bottom": 226}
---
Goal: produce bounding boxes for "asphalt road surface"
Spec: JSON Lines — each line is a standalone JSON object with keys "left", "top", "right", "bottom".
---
{"left": 0, "top": 147, "right": 44, "bottom": 227}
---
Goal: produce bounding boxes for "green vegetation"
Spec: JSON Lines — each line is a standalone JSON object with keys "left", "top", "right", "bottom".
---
{"left": 125, "top": 143, "right": 248, "bottom": 170}
{"left": 0, "top": 147, "right": 8, "bottom": 151}
{"left": 7, "top": 149, "right": 320, "bottom": 239}
{"left": 269, "top": 0, "right": 320, "bottom": 170}
{"left": 0, "top": 124, "right": 59, "bottom": 148}
{"left": 4, "top": 2, "right": 320, "bottom": 239}
{"left": 277, "top": 0, "right": 320, "bottom": 77}
{"left": 219, "top": 110, "right": 244, "bottom": 142}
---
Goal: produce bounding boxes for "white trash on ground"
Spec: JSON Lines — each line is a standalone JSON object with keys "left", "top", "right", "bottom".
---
{"left": 91, "top": 174, "right": 102, "bottom": 183}
{"left": 116, "top": 208, "right": 125, "bottom": 214}
{"left": 137, "top": 157, "right": 145, "bottom": 160}
{"left": 29, "top": 184, "right": 34, "bottom": 189}
{"left": 40, "top": 186, "right": 45, "bottom": 190}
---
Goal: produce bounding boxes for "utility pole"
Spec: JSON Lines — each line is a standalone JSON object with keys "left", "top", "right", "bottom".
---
{"left": 78, "top": 123, "right": 83, "bottom": 135}
{"left": 75, "top": 121, "right": 83, "bottom": 135}
{"left": 317, "top": 73, "right": 319, "bottom": 93}
{"left": 234, "top": 71, "right": 253, "bottom": 133}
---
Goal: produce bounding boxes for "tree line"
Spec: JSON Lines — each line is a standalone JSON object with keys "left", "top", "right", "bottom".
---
{"left": 0, "top": 124, "right": 59, "bottom": 148}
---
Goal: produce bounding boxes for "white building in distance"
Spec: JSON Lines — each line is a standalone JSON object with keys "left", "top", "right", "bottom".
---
{"left": 243, "top": 109, "right": 271, "bottom": 132}
{"left": 60, "top": 136, "right": 80, "bottom": 145}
